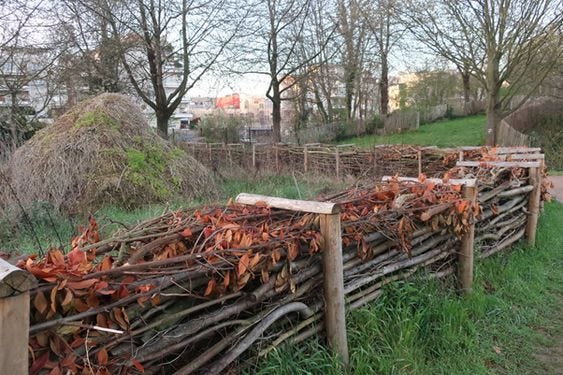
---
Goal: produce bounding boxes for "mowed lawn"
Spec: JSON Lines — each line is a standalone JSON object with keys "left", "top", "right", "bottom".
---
{"left": 343, "top": 114, "right": 486, "bottom": 147}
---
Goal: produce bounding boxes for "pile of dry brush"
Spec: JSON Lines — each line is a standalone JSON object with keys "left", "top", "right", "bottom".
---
{"left": 3, "top": 93, "right": 216, "bottom": 214}
{"left": 18, "top": 147, "right": 549, "bottom": 375}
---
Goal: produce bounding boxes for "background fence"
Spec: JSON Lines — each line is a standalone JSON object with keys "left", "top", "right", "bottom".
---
{"left": 179, "top": 142, "right": 519, "bottom": 180}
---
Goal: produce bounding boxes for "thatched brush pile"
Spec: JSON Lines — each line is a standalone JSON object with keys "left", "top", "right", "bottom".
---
{"left": 6, "top": 94, "right": 216, "bottom": 212}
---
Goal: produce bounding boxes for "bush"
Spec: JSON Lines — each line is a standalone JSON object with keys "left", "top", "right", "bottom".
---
{"left": 366, "top": 115, "right": 384, "bottom": 134}
{"left": 200, "top": 112, "right": 246, "bottom": 143}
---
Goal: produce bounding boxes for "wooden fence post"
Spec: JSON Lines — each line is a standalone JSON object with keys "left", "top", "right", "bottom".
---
{"left": 335, "top": 148, "right": 340, "bottom": 179}
{"left": 319, "top": 213, "right": 349, "bottom": 366}
{"left": 373, "top": 146, "right": 378, "bottom": 176}
{"left": 252, "top": 144, "right": 256, "bottom": 170}
{"left": 235, "top": 194, "right": 348, "bottom": 366}
{"left": 275, "top": 145, "right": 280, "bottom": 172}
{"left": 304, "top": 145, "right": 308, "bottom": 173}
{"left": 0, "top": 258, "right": 36, "bottom": 374}
{"left": 458, "top": 182, "right": 477, "bottom": 294}
{"left": 526, "top": 166, "right": 541, "bottom": 246}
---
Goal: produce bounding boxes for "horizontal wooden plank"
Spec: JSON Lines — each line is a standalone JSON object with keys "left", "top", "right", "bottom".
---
{"left": 494, "top": 147, "right": 541, "bottom": 154}
{"left": 236, "top": 193, "right": 340, "bottom": 214}
{"left": 456, "top": 161, "right": 541, "bottom": 168}
{"left": 497, "top": 154, "right": 544, "bottom": 160}
{"left": 459, "top": 146, "right": 541, "bottom": 153}
{"left": 381, "top": 176, "right": 477, "bottom": 187}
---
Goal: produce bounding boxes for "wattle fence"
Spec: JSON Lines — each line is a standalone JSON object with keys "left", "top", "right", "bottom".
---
{"left": 0, "top": 146, "right": 548, "bottom": 374}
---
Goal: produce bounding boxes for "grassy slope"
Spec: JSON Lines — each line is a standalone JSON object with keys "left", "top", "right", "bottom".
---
{"left": 342, "top": 115, "right": 486, "bottom": 147}
{"left": 254, "top": 201, "right": 563, "bottom": 375}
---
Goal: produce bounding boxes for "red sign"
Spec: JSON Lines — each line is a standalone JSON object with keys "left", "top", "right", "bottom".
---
{"left": 216, "top": 93, "right": 240, "bottom": 109}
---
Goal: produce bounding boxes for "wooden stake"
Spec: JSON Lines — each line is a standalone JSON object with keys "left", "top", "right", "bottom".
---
{"left": 320, "top": 213, "right": 349, "bottom": 366}
{"left": 252, "top": 144, "right": 256, "bottom": 169}
{"left": 304, "top": 145, "right": 308, "bottom": 173}
{"left": 525, "top": 166, "right": 541, "bottom": 246}
{"left": 373, "top": 146, "right": 378, "bottom": 176}
{"left": 0, "top": 259, "right": 35, "bottom": 375}
{"left": 458, "top": 184, "right": 477, "bottom": 294}
{"left": 417, "top": 150, "right": 422, "bottom": 176}
{"left": 335, "top": 148, "right": 340, "bottom": 179}
{"left": 275, "top": 146, "right": 280, "bottom": 172}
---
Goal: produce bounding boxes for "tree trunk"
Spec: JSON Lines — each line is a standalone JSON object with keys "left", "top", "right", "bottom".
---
{"left": 485, "top": 53, "right": 501, "bottom": 146}
{"left": 270, "top": 80, "right": 282, "bottom": 143}
{"left": 156, "top": 112, "right": 169, "bottom": 140}
{"left": 461, "top": 72, "right": 471, "bottom": 115}
{"left": 272, "top": 99, "right": 282, "bottom": 143}
{"left": 345, "top": 69, "right": 355, "bottom": 120}
{"left": 485, "top": 96, "right": 501, "bottom": 146}
{"left": 379, "top": 56, "right": 389, "bottom": 116}
{"left": 10, "top": 91, "right": 19, "bottom": 150}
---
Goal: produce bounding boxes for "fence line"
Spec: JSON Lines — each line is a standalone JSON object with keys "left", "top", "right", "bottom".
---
{"left": 179, "top": 142, "right": 544, "bottom": 180}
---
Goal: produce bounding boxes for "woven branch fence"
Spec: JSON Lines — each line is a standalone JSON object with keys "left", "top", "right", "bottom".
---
{"left": 0, "top": 147, "right": 547, "bottom": 375}
{"left": 179, "top": 142, "right": 542, "bottom": 180}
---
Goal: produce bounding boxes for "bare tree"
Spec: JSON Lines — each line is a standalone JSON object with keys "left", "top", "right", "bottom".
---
{"left": 404, "top": 0, "right": 563, "bottom": 145}
{"left": 56, "top": 0, "right": 127, "bottom": 98}
{"left": 360, "top": 0, "right": 407, "bottom": 116}
{"left": 76, "top": 0, "right": 246, "bottom": 139}
{"left": 236, "top": 0, "right": 334, "bottom": 142}
{"left": 0, "top": 1, "right": 65, "bottom": 150}
{"left": 336, "top": 0, "right": 374, "bottom": 119}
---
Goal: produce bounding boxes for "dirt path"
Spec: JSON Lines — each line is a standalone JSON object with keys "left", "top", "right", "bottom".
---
{"left": 549, "top": 176, "right": 563, "bottom": 202}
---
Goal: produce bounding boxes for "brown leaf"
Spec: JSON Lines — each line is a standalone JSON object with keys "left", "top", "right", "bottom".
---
{"left": 67, "top": 278, "right": 98, "bottom": 290}
{"left": 223, "top": 271, "right": 231, "bottom": 288}
{"left": 30, "top": 352, "right": 49, "bottom": 375}
{"left": 237, "top": 272, "right": 251, "bottom": 289}
{"left": 34, "top": 291, "right": 49, "bottom": 314}
{"left": 261, "top": 268, "right": 270, "bottom": 283}
{"left": 61, "top": 288, "right": 73, "bottom": 307}
{"left": 97, "top": 347, "right": 109, "bottom": 366}
{"left": 131, "top": 358, "right": 145, "bottom": 373}
{"left": 287, "top": 242, "right": 298, "bottom": 261}
{"left": 250, "top": 253, "right": 261, "bottom": 269}
{"left": 49, "top": 286, "right": 58, "bottom": 313}
{"left": 204, "top": 279, "right": 216, "bottom": 297}
{"left": 238, "top": 252, "right": 251, "bottom": 276}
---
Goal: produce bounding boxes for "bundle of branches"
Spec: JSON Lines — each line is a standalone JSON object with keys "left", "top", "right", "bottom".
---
{"left": 448, "top": 164, "right": 535, "bottom": 258}
{"left": 19, "top": 178, "right": 476, "bottom": 375}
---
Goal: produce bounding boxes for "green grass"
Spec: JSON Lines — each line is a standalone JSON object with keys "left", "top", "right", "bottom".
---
{"left": 254, "top": 201, "right": 563, "bottom": 374}
{"left": 342, "top": 115, "right": 486, "bottom": 147}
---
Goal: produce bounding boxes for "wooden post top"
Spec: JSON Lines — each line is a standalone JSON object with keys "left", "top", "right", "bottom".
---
{"left": 235, "top": 193, "right": 341, "bottom": 214}
{"left": 0, "top": 258, "right": 36, "bottom": 298}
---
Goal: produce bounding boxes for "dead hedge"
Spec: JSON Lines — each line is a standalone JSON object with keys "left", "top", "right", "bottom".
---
{"left": 4, "top": 94, "right": 216, "bottom": 213}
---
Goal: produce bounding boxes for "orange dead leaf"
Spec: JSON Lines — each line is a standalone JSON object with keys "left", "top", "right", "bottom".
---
{"left": 97, "top": 348, "right": 109, "bottom": 366}
{"left": 204, "top": 279, "right": 217, "bottom": 296}
{"left": 238, "top": 252, "right": 251, "bottom": 276}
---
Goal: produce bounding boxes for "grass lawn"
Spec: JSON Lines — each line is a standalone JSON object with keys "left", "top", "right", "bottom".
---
{"left": 342, "top": 114, "right": 486, "bottom": 147}
{"left": 254, "top": 201, "right": 563, "bottom": 374}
